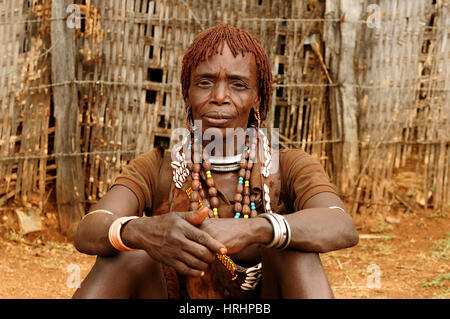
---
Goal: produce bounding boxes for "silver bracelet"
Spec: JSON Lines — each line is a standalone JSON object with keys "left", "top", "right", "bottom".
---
{"left": 277, "top": 214, "right": 292, "bottom": 250}
{"left": 270, "top": 213, "right": 287, "bottom": 248}
{"left": 258, "top": 213, "right": 291, "bottom": 249}
{"left": 258, "top": 213, "right": 280, "bottom": 248}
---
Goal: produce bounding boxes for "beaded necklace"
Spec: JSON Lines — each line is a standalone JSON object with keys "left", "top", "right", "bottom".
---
{"left": 186, "top": 128, "right": 259, "bottom": 219}
{"left": 171, "top": 128, "right": 272, "bottom": 290}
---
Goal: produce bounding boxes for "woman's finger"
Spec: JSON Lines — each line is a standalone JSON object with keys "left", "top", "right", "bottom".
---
{"left": 182, "top": 240, "right": 216, "bottom": 264}
{"left": 178, "top": 207, "right": 210, "bottom": 225}
{"left": 168, "top": 258, "right": 205, "bottom": 277}
{"left": 185, "top": 225, "right": 227, "bottom": 255}
{"left": 178, "top": 250, "right": 210, "bottom": 272}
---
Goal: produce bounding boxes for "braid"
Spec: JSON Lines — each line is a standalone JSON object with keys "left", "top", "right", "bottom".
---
{"left": 181, "top": 24, "right": 272, "bottom": 126}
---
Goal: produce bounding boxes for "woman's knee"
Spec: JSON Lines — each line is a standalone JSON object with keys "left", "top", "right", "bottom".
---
{"left": 88, "top": 250, "right": 160, "bottom": 282}
{"left": 260, "top": 248, "right": 333, "bottom": 298}
{"left": 115, "top": 250, "right": 162, "bottom": 275}
{"left": 261, "top": 248, "right": 322, "bottom": 271}
{"left": 73, "top": 250, "right": 165, "bottom": 298}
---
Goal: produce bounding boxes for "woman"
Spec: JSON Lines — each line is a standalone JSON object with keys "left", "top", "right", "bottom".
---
{"left": 73, "top": 24, "right": 358, "bottom": 299}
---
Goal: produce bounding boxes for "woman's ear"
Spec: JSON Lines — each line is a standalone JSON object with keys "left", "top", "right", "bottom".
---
{"left": 252, "top": 95, "right": 261, "bottom": 113}
{"left": 252, "top": 99, "right": 261, "bottom": 117}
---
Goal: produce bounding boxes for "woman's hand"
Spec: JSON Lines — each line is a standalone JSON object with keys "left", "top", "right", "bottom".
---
{"left": 74, "top": 186, "right": 228, "bottom": 277}
{"left": 197, "top": 216, "right": 272, "bottom": 255}
{"left": 122, "top": 207, "right": 228, "bottom": 277}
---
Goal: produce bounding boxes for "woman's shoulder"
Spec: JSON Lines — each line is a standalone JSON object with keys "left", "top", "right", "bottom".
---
{"left": 279, "top": 148, "right": 308, "bottom": 157}
{"left": 128, "top": 146, "right": 164, "bottom": 170}
{"left": 134, "top": 145, "right": 164, "bottom": 161}
{"left": 278, "top": 148, "right": 319, "bottom": 168}
{"left": 277, "top": 147, "right": 329, "bottom": 182}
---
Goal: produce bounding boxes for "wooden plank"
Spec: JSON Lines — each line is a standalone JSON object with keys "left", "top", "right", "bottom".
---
{"left": 324, "top": 0, "right": 344, "bottom": 194}
{"left": 338, "top": 0, "right": 361, "bottom": 196}
{"left": 50, "top": 0, "right": 85, "bottom": 238}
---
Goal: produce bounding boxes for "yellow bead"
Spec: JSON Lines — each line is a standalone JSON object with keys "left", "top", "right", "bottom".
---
{"left": 244, "top": 215, "right": 249, "bottom": 218}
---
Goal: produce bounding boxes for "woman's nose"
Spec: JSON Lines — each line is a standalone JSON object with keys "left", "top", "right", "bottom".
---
{"left": 211, "top": 82, "right": 230, "bottom": 105}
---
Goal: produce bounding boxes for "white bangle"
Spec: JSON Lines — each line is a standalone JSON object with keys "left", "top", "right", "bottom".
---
{"left": 81, "top": 209, "right": 114, "bottom": 220}
{"left": 328, "top": 206, "right": 346, "bottom": 214}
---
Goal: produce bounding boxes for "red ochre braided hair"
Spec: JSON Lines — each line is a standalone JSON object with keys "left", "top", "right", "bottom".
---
{"left": 181, "top": 23, "right": 273, "bottom": 127}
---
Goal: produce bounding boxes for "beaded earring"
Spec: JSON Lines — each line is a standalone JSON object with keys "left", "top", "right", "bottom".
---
{"left": 254, "top": 108, "right": 261, "bottom": 131}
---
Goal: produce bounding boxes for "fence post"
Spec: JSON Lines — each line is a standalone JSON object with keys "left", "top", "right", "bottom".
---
{"left": 325, "top": 0, "right": 361, "bottom": 203}
{"left": 50, "top": 0, "right": 85, "bottom": 238}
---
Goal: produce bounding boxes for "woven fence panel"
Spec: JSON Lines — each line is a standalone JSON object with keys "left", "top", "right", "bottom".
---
{"left": 74, "top": 0, "right": 334, "bottom": 201}
{"left": 353, "top": 0, "right": 449, "bottom": 213}
{"left": 0, "top": 0, "right": 447, "bottom": 215}
{"left": 0, "top": 0, "right": 51, "bottom": 208}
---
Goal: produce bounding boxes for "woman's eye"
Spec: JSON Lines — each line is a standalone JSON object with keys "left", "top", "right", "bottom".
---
{"left": 231, "top": 82, "right": 247, "bottom": 89}
{"left": 197, "top": 80, "right": 213, "bottom": 87}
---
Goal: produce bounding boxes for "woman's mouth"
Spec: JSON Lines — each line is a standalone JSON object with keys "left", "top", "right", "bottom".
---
{"left": 202, "top": 111, "right": 234, "bottom": 126}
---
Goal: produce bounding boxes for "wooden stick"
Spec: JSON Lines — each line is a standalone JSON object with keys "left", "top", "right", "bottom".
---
{"left": 50, "top": 0, "right": 85, "bottom": 238}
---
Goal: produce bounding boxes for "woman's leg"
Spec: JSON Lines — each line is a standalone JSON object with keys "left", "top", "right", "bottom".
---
{"left": 260, "top": 248, "right": 334, "bottom": 299}
{"left": 72, "top": 250, "right": 168, "bottom": 299}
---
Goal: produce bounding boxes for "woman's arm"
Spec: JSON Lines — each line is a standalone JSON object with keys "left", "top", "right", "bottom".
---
{"left": 199, "top": 192, "right": 359, "bottom": 254}
{"left": 73, "top": 185, "right": 140, "bottom": 256}
{"left": 283, "top": 191, "right": 359, "bottom": 252}
{"left": 74, "top": 185, "right": 227, "bottom": 277}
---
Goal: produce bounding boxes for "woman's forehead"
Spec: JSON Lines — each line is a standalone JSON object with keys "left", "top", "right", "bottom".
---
{"left": 192, "top": 44, "right": 258, "bottom": 80}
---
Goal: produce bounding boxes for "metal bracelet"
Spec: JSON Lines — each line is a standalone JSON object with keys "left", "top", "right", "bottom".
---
{"left": 258, "top": 213, "right": 281, "bottom": 248}
{"left": 277, "top": 214, "right": 292, "bottom": 250}
{"left": 270, "top": 213, "right": 287, "bottom": 248}
{"left": 258, "top": 213, "right": 291, "bottom": 249}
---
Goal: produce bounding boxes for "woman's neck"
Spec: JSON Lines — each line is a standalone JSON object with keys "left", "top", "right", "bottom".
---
{"left": 201, "top": 135, "right": 246, "bottom": 158}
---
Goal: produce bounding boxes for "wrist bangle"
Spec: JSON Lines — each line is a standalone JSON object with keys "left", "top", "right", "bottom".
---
{"left": 279, "top": 215, "right": 291, "bottom": 250}
{"left": 258, "top": 213, "right": 279, "bottom": 248}
{"left": 270, "top": 213, "right": 287, "bottom": 248}
{"left": 108, "top": 216, "right": 139, "bottom": 251}
{"left": 258, "top": 213, "right": 291, "bottom": 249}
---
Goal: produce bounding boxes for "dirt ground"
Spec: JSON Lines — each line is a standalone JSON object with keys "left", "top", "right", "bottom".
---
{"left": 0, "top": 200, "right": 448, "bottom": 299}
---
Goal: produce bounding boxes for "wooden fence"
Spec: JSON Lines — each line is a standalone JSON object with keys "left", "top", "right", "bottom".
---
{"left": 0, "top": 0, "right": 448, "bottom": 237}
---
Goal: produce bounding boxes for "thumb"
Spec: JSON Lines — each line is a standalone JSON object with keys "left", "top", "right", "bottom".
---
{"left": 183, "top": 206, "right": 210, "bottom": 225}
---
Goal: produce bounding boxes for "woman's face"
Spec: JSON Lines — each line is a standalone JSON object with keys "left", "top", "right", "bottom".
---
{"left": 186, "top": 43, "right": 261, "bottom": 137}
